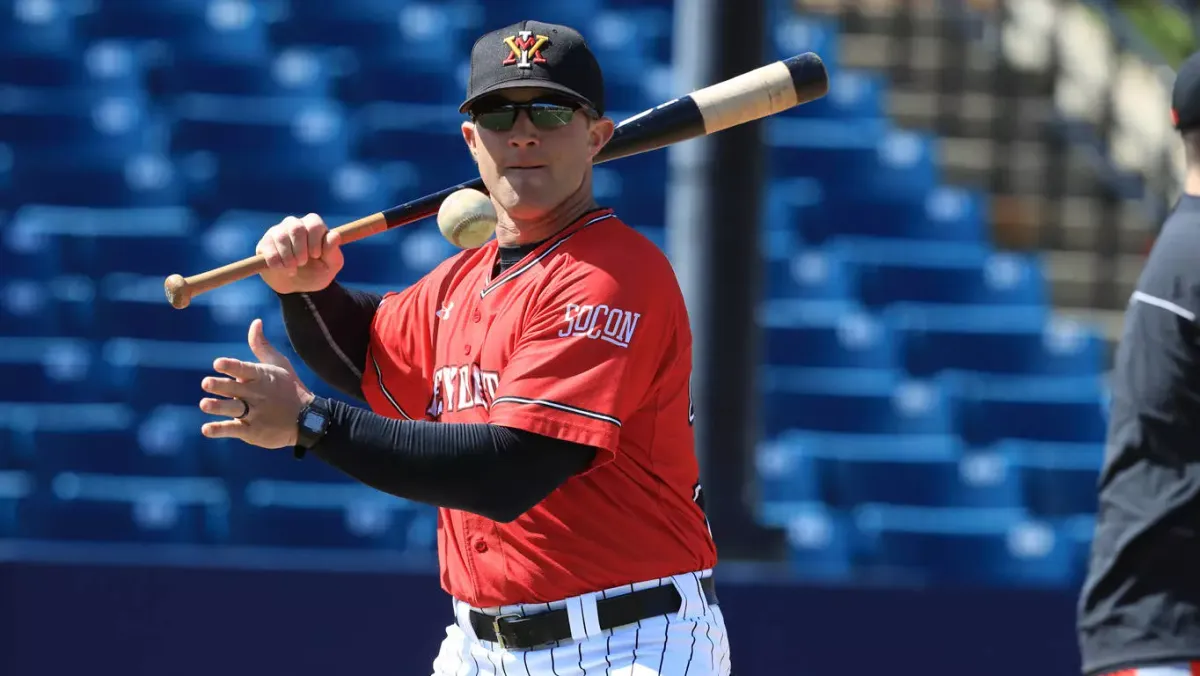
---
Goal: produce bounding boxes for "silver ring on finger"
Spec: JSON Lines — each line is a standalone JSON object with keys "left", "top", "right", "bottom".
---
{"left": 235, "top": 398, "right": 250, "bottom": 420}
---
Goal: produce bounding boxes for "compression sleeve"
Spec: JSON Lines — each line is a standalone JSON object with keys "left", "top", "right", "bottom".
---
{"left": 310, "top": 397, "right": 597, "bottom": 522}
{"left": 277, "top": 283, "right": 382, "bottom": 402}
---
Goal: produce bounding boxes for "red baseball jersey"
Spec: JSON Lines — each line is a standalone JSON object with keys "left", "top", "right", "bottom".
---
{"left": 359, "top": 207, "right": 718, "bottom": 607}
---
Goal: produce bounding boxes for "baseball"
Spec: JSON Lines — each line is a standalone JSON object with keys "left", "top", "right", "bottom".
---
{"left": 437, "top": 188, "right": 497, "bottom": 249}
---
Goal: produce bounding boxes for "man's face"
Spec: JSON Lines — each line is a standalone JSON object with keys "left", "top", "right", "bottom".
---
{"left": 462, "top": 88, "right": 613, "bottom": 220}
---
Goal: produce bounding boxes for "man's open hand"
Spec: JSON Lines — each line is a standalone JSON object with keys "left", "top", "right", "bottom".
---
{"left": 199, "top": 318, "right": 315, "bottom": 449}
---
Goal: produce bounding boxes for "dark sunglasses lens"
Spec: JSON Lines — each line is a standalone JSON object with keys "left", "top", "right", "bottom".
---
{"left": 528, "top": 105, "right": 575, "bottom": 129}
{"left": 475, "top": 109, "right": 516, "bottom": 131}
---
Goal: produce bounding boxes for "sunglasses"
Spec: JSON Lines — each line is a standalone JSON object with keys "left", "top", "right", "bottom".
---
{"left": 470, "top": 100, "right": 594, "bottom": 132}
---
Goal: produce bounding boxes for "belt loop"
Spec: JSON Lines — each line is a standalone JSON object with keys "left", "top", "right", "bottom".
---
{"left": 455, "top": 599, "right": 479, "bottom": 641}
{"left": 565, "top": 592, "right": 602, "bottom": 641}
{"left": 668, "top": 572, "right": 707, "bottom": 620}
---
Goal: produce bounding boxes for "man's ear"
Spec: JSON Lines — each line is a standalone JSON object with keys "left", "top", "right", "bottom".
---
{"left": 588, "top": 116, "right": 615, "bottom": 159}
{"left": 462, "top": 120, "right": 478, "bottom": 163}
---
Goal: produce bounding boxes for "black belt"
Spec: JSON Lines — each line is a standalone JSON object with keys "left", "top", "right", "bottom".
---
{"left": 469, "top": 576, "right": 718, "bottom": 651}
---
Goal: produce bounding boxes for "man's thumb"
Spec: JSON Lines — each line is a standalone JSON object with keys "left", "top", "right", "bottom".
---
{"left": 248, "top": 318, "right": 289, "bottom": 368}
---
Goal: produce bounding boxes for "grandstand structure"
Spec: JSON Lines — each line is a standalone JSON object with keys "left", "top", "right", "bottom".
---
{"left": 0, "top": 0, "right": 1146, "bottom": 591}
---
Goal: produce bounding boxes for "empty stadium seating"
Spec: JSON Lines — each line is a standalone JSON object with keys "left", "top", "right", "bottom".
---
{"left": 0, "top": 0, "right": 1108, "bottom": 587}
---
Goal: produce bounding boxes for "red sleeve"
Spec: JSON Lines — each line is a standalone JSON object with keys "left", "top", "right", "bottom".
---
{"left": 360, "top": 277, "right": 436, "bottom": 422}
{"left": 488, "top": 262, "right": 676, "bottom": 467}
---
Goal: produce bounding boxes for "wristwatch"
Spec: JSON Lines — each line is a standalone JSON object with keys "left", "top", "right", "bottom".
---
{"left": 294, "top": 395, "right": 333, "bottom": 459}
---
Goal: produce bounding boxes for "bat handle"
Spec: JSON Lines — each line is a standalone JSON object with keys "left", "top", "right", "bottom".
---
{"left": 163, "top": 212, "right": 389, "bottom": 309}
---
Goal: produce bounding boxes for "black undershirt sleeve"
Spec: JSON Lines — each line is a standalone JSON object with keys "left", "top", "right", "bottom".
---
{"left": 310, "top": 397, "right": 598, "bottom": 522}
{"left": 277, "top": 282, "right": 382, "bottom": 402}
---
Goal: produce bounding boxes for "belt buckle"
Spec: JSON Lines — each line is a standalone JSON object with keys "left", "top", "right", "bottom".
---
{"left": 491, "top": 613, "right": 520, "bottom": 650}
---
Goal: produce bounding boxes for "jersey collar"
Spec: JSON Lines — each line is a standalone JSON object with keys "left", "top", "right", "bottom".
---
{"left": 480, "top": 207, "right": 616, "bottom": 298}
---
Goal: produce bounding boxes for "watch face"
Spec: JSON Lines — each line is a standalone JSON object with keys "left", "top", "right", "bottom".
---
{"left": 302, "top": 410, "right": 325, "bottom": 431}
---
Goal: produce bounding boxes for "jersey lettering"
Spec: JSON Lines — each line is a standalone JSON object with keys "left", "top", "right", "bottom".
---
{"left": 426, "top": 364, "right": 500, "bottom": 418}
{"left": 556, "top": 303, "right": 642, "bottom": 348}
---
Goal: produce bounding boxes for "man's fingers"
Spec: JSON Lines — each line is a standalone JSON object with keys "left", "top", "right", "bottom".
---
{"left": 212, "top": 357, "right": 259, "bottom": 381}
{"left": 201, "top": 376, "right": 250, "bottom": 400}
{"left": 303, "top": 213, "right": 325, "bottom": 259}
{"left": 271, "top": 229, "right": 297, "bottom": 272}
{"left": 287, "top": 223, "right": 309, "bottom": 267}
{"left": 200, "top": 397, "right": 248, "bottom": 419}
{"left": 202, "top": 420, "right": 249, "bottom": 439}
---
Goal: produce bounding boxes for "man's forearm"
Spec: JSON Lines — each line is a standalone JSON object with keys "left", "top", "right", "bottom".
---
{"left": 309, "top": 398, "right": 597, "bottom": 522}
{"left": 278, "top": 283, "right": 381, "bottom": 402}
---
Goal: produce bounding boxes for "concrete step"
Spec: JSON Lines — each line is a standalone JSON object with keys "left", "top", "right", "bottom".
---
{"left": 1045, "top": 250, "right": 1145, "bottom": 311}
{"left": 989, "top": 194, "right": 1156, "bottom": 257}
{"left": 938, "top": 137, "right": 1122, "bottom": 199}
{"left": 888, "top": 89, "right": 1057, "bottom": 144}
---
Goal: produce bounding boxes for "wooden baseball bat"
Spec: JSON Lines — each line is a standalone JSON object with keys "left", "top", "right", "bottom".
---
{"left": 164, "top": 52, "right": 829, "bottom": 309}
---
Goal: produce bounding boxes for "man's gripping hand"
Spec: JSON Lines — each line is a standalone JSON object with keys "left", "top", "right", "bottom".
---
{"left": 256, "top": 213, "right": 345, "bottom": 295}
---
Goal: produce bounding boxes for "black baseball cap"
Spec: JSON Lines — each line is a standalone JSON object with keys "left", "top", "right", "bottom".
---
{"left": 459, "top": 20, "right": 605, "bottom": 116}
{"left": 1173, "top": 49, "right": 1200, "bottom": 131}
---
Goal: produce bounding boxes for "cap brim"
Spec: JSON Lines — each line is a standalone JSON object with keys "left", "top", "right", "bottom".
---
{"left": 459, "top": 80, "right": 598, "bottom": 114}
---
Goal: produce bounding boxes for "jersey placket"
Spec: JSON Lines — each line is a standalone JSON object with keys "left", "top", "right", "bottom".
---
{"left": 461, "top": 280, "right": 506, "bottom": 601}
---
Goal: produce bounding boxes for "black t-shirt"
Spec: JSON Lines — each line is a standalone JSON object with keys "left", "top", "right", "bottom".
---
{"left": 1078, "top": 194, "right": 1200, "bottom": 674}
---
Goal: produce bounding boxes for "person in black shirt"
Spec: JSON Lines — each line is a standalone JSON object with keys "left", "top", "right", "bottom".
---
{"left": 1077, "top": 49, "right": 1200, "bottom": 675}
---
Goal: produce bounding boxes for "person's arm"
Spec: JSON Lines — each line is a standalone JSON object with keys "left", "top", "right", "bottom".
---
{"left": 277, "top": 282, "right": 382, "bottom": 402}
{"left": 309, "top": 397, "right": 597, "bottom": 522}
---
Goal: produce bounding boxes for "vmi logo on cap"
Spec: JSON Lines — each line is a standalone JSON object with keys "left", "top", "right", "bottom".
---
{"left": 503, "top": 31, "right": 549, "bottom": 69}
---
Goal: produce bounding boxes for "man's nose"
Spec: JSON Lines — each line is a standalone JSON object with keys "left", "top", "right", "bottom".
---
{"left": 507, "top": 111, "right": 540, "bottom": 147}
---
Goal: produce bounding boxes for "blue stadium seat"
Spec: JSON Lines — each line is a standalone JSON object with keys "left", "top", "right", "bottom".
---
{"left": 768, "top": 14, "right": 840, "bottom": 70}
{"left": 0, "top": 40, "right": 144, "bottom": 93}
{"left": 3, "top": 150, "right": 187, "bottom": 210}
{"left": 756, "top": 437, "right": 823, "bottom": 503}
{"left": 767, "top": 118, "right": 887, "bottom": 190}
{"left": 227, "top": 480, "right": 431, "bottom": 550}
{"left": 887, "top": 304, "right": 1105, "bottom": 377}
{"left": 787, "top": 69, "right": 886, "bottom": 121}
{"left": 831, "top": 238, "right": 1047, "bottom": 309}
{"left": 951, "top": 373, "right": 1109, "bottom": 445}
{"left": 271, "top": 1, "right": 467, "bottom": 66}
{"left": 77, "top": 0, "right": 273, "bottom": 62}
{"left": 793, "top": 186, "right": 988, "bottom": 245}
{"left": 0, "top": 276, "right": 95, "bottom": 337}
{"left": 96, "top": 272, "right": 269, "bottom": 342}
{"left": 759, "top": 501, "right": 854, "bottom": 581}
{"left": 0, "top": 87, "right": 153, "bottom": 162}
{"left": 1004, "top": 440, "right": 1103, "bottom": 517}
{"left": 187, "top": 158, "right": 398, "bottom": 217}
{"left": 764, "top": 248, "right": 855, "bottom": 301}
{"left": 336, "top": 57, "right": 467, "bottom": 107}
{"left": 593, "top": 156, "right": 668, "bottom": 227}
{"left": 759, "top": 300, "right": 897, "bottom": 369}
{"left": 771, "top": 431, "right": 1024, "bottom": 509}
{"left": 171, "top": 93, "right": 351, "bottom": 167}
{"left": 150, "top": 47, "right": 335, "bottom": 99}
{"left": 0, "top": 338, "right": 99, "bottom": 403}
{"left": 581, "top": 8, "right": 673, "bottom": 75}
{"left": 100, "top": 338, "right": 254, "bottom": 411}
{"left": 856, "top": 505, "right": 1076, "bottom": 586}
{"left": 5, "top": 205, "right": 198, "bottom": 277}
{"left": 1, "top": 402, "right": 202, "bottom": 476}
{"left": 760, "top": 367, "right": 952, "bottom": 439}
{"left": 351, "top": 103, "right": 475, "bottom": 196}
{"left": 0, "top": 470, "right": 32, "bottom": 537}
{"left": 23, "top": 472, "right": 229, "bottom": 543}
{"left": 0, "top": 0, "right": 78, "bottom": 55}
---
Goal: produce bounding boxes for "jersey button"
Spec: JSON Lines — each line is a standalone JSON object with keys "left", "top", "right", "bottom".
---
{"left": 472, "top": 311, "right": 481, "bottom": 323}
{"left": 473, "top": 540, "right": 488, "bottom": 553}
{"left": 463, "top": 344, "right": 471, "bottom": 355}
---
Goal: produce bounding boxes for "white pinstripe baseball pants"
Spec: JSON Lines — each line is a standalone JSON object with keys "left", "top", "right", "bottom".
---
{"left": 430, "top": 569, "right": 732, "bottom": 676}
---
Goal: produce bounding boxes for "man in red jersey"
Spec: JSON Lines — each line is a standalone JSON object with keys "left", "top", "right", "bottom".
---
{"left": 195, "top": 18, "right": 729, "bottom": 676}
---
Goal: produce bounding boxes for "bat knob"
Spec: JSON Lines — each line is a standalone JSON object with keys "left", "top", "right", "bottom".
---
{"left": 164, "top": 274, "right": 191, "bottom": 309}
